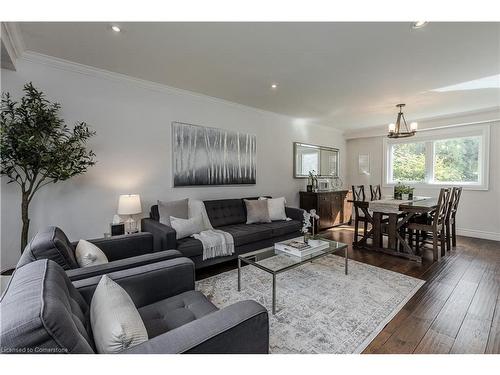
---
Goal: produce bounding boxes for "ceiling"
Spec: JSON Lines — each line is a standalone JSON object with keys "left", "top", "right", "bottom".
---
{"left": 15, "top": 22, "right": 500, "bottom": 130}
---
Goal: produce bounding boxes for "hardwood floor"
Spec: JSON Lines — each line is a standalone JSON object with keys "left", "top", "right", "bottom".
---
{"left": 322, "top": 226, "right": 500, "bottom": 354}
{"left": 197, "top": 225, "right": 500, "bottom": 354}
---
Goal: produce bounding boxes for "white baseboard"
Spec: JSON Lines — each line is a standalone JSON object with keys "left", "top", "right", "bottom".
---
{"left": 457, "top": 228, "right": 500, "bottom": 242}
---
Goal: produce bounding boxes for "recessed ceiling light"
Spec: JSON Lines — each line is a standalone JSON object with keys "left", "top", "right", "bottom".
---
{"left": 111, "top": 25, "right": 121, "bottom": 33}
{"left": 412, "top": 21, "right": 428, "bottom": 29}
{"left": 271, "top": 83, "right": 278, "bottom": 89}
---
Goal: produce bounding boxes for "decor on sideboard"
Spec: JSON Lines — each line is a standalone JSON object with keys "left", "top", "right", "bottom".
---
{"left": 172, "top": 121, "right": 256, "bottom": 186}
{"left": 118, "top": 194, "right": 142, "bottom": 234}
{"left": 308, "top": 170, "right": 318, "bottom": 192}
{"left": 332, "top": 175, "right": 344, "bottom": 190}
{"left": 387, "top": 103, "right": 418, "bottom": 139}
{"left": 393, "top": 182, "right": 414, "bottom": 200}
{"left": 306, "top": 172, "right": 313, "bottom": 192}
{"left": 0, "top": 83, "right": 96, "bottom": 251}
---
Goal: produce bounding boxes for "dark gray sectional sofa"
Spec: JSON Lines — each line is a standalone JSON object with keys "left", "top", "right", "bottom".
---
{"left": 142, "top": 197, "right": 305, "bottom": 268}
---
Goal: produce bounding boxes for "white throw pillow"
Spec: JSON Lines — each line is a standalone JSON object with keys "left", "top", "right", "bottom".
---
{"left": 259, "top": 196, "right": 288, "bottom": 221}
{"left": 188, "top": 199, "right": 213, "bottom": 230}
{"left": 170, "top": 215, "right": 205, "bottom": 239}
{"left": 90, "top": 275, "right": 148, "bottom": 354}
{"left": 75, "top": 240, "right": 109, "bottom": 268}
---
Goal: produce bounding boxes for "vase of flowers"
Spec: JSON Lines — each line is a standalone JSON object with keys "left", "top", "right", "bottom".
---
{"left": 302, "top": 211, "right": 312, "bottom": 243}
{"left": 309, "top": 209, "right": 320, "bottom": 236}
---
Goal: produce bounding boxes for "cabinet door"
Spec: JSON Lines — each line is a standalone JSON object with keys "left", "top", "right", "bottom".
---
{"left": 317, "top": 194, "right": 333, "bottom": 229}
{"left": 331, "top": 193, "right": 342, "bottom": 225}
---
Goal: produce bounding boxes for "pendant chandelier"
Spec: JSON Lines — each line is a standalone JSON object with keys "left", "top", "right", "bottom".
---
{"left": 387, "top": 103, "right": 418, "bottom": 138}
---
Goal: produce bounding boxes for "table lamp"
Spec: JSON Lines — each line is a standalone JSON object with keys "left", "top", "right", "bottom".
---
{"left": 118, "top": 194, "right": 142, "bottom": 234}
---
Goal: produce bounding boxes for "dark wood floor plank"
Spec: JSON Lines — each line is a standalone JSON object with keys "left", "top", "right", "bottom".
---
{"left": 450, "top": 268, "right": 500, "bottom": 353}
{"left": 414, "top": 328, "right": 454, "bottom": 354}
{"left": 430, "top": 279, "right": 479, "bottom": 338}
{"left": 450, "top": 315, "right": 492, "bottom": 354}
{"left": 485, "top": 296, "right": 500, "bottom": 354}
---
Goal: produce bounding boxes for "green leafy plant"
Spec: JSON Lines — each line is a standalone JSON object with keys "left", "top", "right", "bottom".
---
{"left": 1, "top": 83, "right": 96, "bottom": 251}
{"left": 394, "top": 182, "right": 414, "bottom": 198}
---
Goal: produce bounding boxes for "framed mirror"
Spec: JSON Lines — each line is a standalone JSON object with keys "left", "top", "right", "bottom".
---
{"left": 293, "top": 142, "right": 339, "bottom": 178}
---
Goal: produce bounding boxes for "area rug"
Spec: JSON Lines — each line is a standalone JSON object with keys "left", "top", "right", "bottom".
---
{"left": 196, "top": 254, "right": 424, "bottom": 353}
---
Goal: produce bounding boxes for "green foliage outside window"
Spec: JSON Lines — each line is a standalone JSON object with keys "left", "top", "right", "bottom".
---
{"left": 434, "top": 137, "right": 479, "bottom": 182}
{"left": 392, "top": 142, "right": 426, "bottom": 182}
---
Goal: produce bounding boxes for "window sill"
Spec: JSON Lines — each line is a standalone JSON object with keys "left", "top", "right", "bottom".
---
{"left": 383, "top": 182, "right": 489, "bottom": 191}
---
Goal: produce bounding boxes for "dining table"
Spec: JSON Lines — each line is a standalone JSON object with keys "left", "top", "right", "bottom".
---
{"left": 351, "top": 196, "right": 438, "bottom": 262}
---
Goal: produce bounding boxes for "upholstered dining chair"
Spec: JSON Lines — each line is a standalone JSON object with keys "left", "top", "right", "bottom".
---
{"left": 370, "top": 184, "right": 382, "bottom": 201}
{"left": 406, "top": 188, "right": 451, "bottom": 261}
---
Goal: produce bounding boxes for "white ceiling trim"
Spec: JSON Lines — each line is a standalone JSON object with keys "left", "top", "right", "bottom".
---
{"left": 19, "top": 50, "right": 341, "bottom": 135}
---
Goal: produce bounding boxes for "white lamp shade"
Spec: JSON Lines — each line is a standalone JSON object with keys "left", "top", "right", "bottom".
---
{"left": 410, "top": 122, "right": 418, "bottom": 131}
{"left": 118, "top": 194, "right": 142, "bottom": 215}
{"left": 388, "top": 123, "right": 396, "bottom": 132}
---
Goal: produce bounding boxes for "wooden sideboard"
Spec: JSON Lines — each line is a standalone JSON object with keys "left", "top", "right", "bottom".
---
{"left": 299, "top": 190, "right": 352, "bottom": 231}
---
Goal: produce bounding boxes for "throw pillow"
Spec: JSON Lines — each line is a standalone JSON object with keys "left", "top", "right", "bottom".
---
{"left": 170, "top": 215, "right": 205, "bottom": 239}
{"left": 244, "top": 199, "right": 271, "bottom": 224}
{"left": 259, "top": 196, "right": 288, "bottom": 221}
{"left": 158, "top": 198, "right": 189, "bottom": 226}
{"left": 90, "top": 275, "right": 148, "bottom": 354}
{"left": 75, "top": 240, "right": 109, "bottom": 268}
{"left": 188, "top": 199, "right": 214, "bottom": 230}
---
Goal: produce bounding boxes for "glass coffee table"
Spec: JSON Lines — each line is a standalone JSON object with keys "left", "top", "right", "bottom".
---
{"left": 237, "top": 236, "right": 348, "bottom": 314}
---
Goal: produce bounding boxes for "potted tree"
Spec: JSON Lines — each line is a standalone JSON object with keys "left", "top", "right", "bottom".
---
{"left": 1, "top": 83, "right": 96, "bottom": 251}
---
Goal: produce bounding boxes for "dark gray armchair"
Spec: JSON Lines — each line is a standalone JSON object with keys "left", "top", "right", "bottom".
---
{"left": 0, "top": 258, "right": 269, "bottom": 354}
{"left": 16, "top": 226, "right": 182, "bottom": 281}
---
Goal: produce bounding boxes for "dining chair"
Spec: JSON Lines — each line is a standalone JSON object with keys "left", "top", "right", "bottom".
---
{"left": 351, "top": 185, "right": 370, "bottom": 246}
{"left": 446, "top": 187, "right": 463, "bottom": 249}
{"left": 370, "top": 184, "right": 382, "bottom": 201}
{"left": 406, "top": 188, "right": 451, "bottom": 261}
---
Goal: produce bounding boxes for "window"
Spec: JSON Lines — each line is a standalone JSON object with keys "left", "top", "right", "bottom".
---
{"left": 383, "top": 124, "right": 490, "bottom": 190}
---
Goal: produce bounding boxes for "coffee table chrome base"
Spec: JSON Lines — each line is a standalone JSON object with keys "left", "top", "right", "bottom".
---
{"left": 237, "top": 244, "right": 348, "bottom": 315}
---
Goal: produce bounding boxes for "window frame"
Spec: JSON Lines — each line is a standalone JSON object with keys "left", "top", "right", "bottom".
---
{"left": 383, "top": 124, "right": 490, "bottom": 191}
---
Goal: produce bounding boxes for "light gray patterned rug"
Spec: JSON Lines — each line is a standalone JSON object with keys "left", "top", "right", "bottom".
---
{"left": 196, "top": 254, "right": 424, "bottom": 353}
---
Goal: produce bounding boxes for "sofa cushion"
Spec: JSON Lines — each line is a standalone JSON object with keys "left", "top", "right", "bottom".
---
{"left": 138, "top": 290, "right": 218, "bottom": 338}
{"left": 204, "top": 199, "right": 247, "bottom": 227}
{"left": 176, "top": 237, "right": 204, "bottom": 258}
{"left": 0, "top": 260, "right": 94, "bottom": 353}
{"left": 158, "top": 198, "right": 189, "bottom": 226}
{"left": 91, "top": 275, "right": 148, "bottom": 354}
{"left": 75, "top": 239, "right": 109, "bottom": 267}
{"left": 244, "top": 199, "right": 271, "bottom": 224}
{"left": 260, "top": 220, "right": 302, "bottom": 237}
{"left": 17, "top": 226, "right": 79, "bottom": 270}
{"left": 221, "top": 223, "right": 274, "bottom": 247}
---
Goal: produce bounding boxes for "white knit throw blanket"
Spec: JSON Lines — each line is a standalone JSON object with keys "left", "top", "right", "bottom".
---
{"left": 192, "top": 229, "right": 235, "bottom": 260}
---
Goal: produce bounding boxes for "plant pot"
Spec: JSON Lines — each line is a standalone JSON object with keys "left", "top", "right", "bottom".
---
{"left": 402, "top": 193, "right": 409, "bottom": 200}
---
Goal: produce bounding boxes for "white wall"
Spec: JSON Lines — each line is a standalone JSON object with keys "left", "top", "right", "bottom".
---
{"left": 346, "top": 117, "right": 500, "bottom": 241}
{"left": 0, "top": 57, "right": 346, "bottom": 271}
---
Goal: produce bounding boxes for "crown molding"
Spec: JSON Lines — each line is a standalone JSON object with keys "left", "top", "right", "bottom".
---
{"left": 344, "top": 107, "right": 500, "bottom": 139}
{"left": 1, "top": 22, "right": 25, "bottom": 69}
{"left": 20, "top": 51, "right": 345, "bottom": 138}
